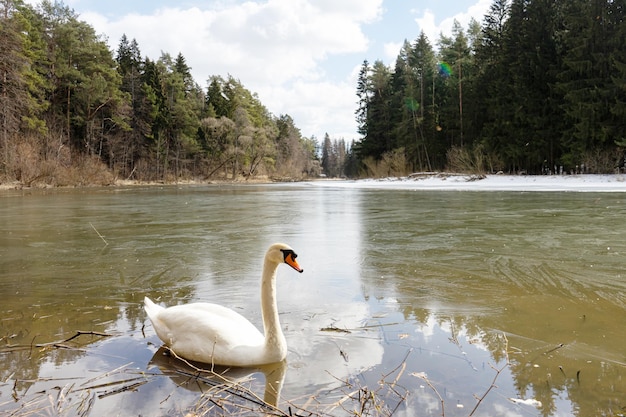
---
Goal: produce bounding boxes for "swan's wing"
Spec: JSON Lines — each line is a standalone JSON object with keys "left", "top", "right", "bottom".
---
{"left": 149, "top": 302, "right": 265, "bottom": 363}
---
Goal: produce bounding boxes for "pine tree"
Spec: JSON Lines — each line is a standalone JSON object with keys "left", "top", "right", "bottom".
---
{"left": 355, "top": 60, "right": 370, "bottom": 138}
{"left": 358, "top": 60, "right": 393, "bottom": 159}
{"left": 206, "top": 76, "right": 230, "bottom": 118}
{"left": 557, "top": 0, "right": 623, "bottom": 168}
{"left": 473, "top": 0, "right": 512, "bottom": 172}
{"left": 611, "top": 1, "right": 626, "bottom": 152}
{"left": 410, "top": 32, "right": 437, "bottom": 169}
{"left": 389, "top": 40, "right": 413, "bottom": 161}
{"left": 321, "top": 133, "right": 333, "bottom": 176}
{"left": 496, "top": 0, "right": 564, "bottom": 172}
{"left": 0, "top": 0, "right": 33, "bottom": 172}
{"left": 438, "top": 20, "right": 471, "bottom": 148}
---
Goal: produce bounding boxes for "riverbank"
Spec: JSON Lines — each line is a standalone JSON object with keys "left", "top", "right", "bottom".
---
{"left": 2, "top": 172, "right": 626, "bottom": 192}
{"left": 0, "top": 175, "right": 277, "bottom": 191}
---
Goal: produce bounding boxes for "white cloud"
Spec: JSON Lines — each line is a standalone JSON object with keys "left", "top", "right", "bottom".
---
{"left": 415, "top": 10, "right": 439, "bottom": 44}
{"left": 383, "top": 41, "right": 403, "bottom": 64}
{"left": 414, "top": 0, "right": 491, "bottom": 45}
{"left": 78, "top": 0, "right": 383, "bottom": 140}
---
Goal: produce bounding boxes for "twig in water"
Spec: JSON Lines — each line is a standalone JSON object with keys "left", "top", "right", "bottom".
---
{"left": 1, "top": 330, "right": 113, "bottom": 354}
{"left": 468, "top": 333, "right": 510, "bottom": 417}
{"left": 90, "top": 222, "right": 108, "bottom": 246}
{"left": 320, "top": 324, "right": 351, "bottom": 333}
{"left": 97, "top": 380, "right": 148, "bottom": 399}
{"left": 527, "top": 342, "right": 565, "bottom": 364}
{"left": 412, "top": 372, "right": 444, "bottom": 417}
{"left": 82, "top": 362, "right": 135, "bottom": 386}
{"left": 331, "top": 341, "right": 349, "bottom": 362}
{"left": 545, "top": 343, "right": 565, "bottom": 354}
{"left": 323, "top": 352, "right": 412, "bottom": 417}
{"left": 382, "top": 348, "right": 411, "bottom": 389}
{"left": 62, "top": 330, "right": 112, "bottom": 343}
{"left": 165, "top": 349, "right": 289, "bottom": 416}
{"left": 383, "top": 350, "right": 411, "bottom": 416}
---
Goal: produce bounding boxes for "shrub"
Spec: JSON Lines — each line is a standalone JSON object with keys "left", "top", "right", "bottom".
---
{"left": 362, "top": 148, "right": 410, "bottom": 178}
{"left": 446, "top": 144, "right": 497, "bottom": 174}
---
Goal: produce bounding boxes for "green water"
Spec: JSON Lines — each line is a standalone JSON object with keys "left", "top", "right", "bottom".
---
{"left": 1, "top": 184, "right": 625, "bottom": 416}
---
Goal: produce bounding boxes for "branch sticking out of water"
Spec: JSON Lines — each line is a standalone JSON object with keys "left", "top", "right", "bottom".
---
{"left": 319, "top": 353, "right": 411, "bottom": 417}
{"left": 412, "top": 372, "right": 445, "bottom": 417}
{"left": 0, "top": 330, "right": 114, "bottom": 355}
{"left": 468, "top": 333, "right": 510, "bottom": 417}
{"left": 165, "top": 349, "right": 290, "bottom": 416}
{"left": 411, "top": 333, "right": 511, "bottom": 417}
{"left": 90, "top": 222, "right": 108, "bottom": 246}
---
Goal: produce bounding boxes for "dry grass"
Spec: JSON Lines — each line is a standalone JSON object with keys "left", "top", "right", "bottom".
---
{"left": 362, "top": 149, "right": 411, "bottom": 178}
{"left": 1, "top": 134, "right": 114, "bottom": 187}
{"left": 54, "top": 155, "right": 115, "bottom": 187}
{"left": 446, "top": 145, "right": 486, "bottom": 175}
{"left": 580, "top": 148, "right": 623, "bottom": 174}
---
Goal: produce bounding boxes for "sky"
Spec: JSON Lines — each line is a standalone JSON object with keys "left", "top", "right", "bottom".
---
{"left": 26, "top": 0, "right": 492, "bottom": 141}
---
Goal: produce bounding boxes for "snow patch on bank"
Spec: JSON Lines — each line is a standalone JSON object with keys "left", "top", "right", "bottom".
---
{"left": 310, "top": 173, "right": 626, "bottom": 192}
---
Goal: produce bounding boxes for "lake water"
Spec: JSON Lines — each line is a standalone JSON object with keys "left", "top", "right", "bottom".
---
{"left": 1, "top": 183, "right": 625, "bottom": 416}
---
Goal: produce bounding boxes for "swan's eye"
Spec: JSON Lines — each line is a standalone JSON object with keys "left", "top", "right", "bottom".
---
{"left": 280, "top": 249, "right": 297, "bottom": 261}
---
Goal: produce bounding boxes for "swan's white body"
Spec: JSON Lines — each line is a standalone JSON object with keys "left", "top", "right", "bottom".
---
{"left": 144, "top": 243, "right": 303, "bottom": 367}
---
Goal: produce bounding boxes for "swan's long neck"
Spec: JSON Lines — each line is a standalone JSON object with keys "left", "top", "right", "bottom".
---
{"left": 260, "top": 258, "right": 287, "bottom": 360}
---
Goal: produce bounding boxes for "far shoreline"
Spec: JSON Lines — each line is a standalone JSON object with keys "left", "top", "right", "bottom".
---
{"left": 2, "top": 172, "right": 626, "bottom": 192}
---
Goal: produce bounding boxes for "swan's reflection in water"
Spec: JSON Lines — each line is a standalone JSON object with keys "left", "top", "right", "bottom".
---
{"left": 149, "top": 347, "right": 286, "bottom": 412}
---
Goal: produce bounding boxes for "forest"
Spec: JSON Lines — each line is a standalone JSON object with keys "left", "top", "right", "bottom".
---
{"left": 1, "top": 0, "right": 626, "bottom": 186}
{"left": 0, "top": 0, "right": 320, "bottom": 186}
{"left": 355, "top": 0, "right": 626, "bottom": 176}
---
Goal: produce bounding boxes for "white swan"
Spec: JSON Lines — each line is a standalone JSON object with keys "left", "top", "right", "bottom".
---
{"left": 144, "top": 243, "right": 303, "bottom": 367}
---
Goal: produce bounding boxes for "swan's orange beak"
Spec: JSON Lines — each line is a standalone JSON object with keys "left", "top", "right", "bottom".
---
{"left": 285, "top": 252, "right": 303, "bottom": 273}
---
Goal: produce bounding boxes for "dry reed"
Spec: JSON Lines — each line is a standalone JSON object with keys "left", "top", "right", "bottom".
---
{"left": 2, "top": 332, "right": 512, "bottom": 417}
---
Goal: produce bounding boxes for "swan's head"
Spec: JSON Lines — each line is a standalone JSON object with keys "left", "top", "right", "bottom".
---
{"left": 267, "top": 243, "right": 304, "bottom": 273}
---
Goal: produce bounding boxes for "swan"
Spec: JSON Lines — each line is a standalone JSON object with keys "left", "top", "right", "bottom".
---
{"left": 144, "top": 243, "right": 303, "bottom": 367}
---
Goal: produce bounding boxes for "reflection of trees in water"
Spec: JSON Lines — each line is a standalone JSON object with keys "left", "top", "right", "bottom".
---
{"left": 364, "top": 279, "right": 626, "bottom": 415}
{"left": 507, "top": 341, "right": 625, "bottom": 417}
{"left": 368, "top": 289, "right": 626, "bottom": 417}
{"left": 357, "top": 191, "right": 626, "bottom": 416}
{"left": 0, "top": 258, "right": 198, "bottom": 387}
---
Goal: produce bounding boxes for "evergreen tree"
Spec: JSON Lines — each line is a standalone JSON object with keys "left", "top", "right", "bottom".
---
{"left": 38, "top": 1, "right": 127, "bottom": 156}
{"left": 611, "top": 0, "right": 626, "bottom": 152}
{"left": 438, "top": 20, "right": 471, "bottom": 147}
{"left": 410, "top": 32, "right": 437, "bottom": 169}
{"left": 116, "top": 34, "right": 142, "bottom": 102}
{"left": 205, "top": 76, "right": 230, "bottom": 118}
{"left": 355, "top": 60, "right": 370, "bottom": 137}
{"left": 321, "top": 133, "right": 334, "bottom": 176}
{"left": 140, "top": 57, "right": 168, "bottom": 178}
{"left": 389, "top": 40, "right": 414, "bottom": 165}
{"left": 155, "top": 52, "right": 202, "bottom": 177}
{"left": 473, "top": 0, "right": 512, "bottom": 172}
{"left": 0, "top": 0, "right": 34, "bottom": 172}
{"left": 557, "top": 0, "right": 624, "bottom": 167}
{"left": 358, "top": 60, "right": 393, "bottom": 159}
{"left": 113, "top": 34, "right": 145, "bottom": 175}
{"left": 503, "top": 0, "right": 564, "bottom": 172}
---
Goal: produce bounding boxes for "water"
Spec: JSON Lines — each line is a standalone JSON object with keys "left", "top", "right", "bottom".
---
{"left": 1, "top": 184, "right": 625, "bottom": 416}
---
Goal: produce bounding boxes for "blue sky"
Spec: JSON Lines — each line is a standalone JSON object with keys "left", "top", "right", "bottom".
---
{"left": 29, "top": 0, "right": 491, "bottom": 141}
